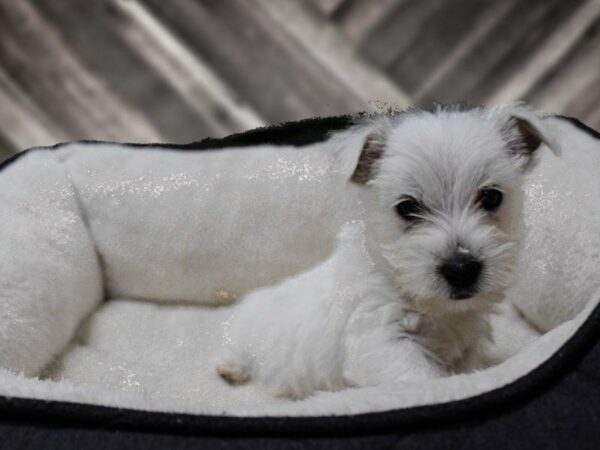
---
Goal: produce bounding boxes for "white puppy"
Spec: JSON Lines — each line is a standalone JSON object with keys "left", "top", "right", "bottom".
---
{"left": 216, "top": 104, "right": 559, "bottom": 400}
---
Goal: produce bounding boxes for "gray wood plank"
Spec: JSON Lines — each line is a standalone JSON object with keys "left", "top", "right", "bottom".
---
{"left": 526, "top": 16, "right": 600, "bottom": 128}
{"left": 142, "top": 0, "right": 366, "bottom": 123}
{"left": 0, "top": 0, "right": 596, "bottom": 148}
{"left": 331, "top": 0, "right": 400, "bottom": 43}
{"left": 572, "top": 74, "right": 600, "bottom": 127}
{"left": 417, "top": 0, "right": 586, "bottom": 105}
{"left": 253, "top": 0, "right": 410, "bottom": 109}
{"left": 113, "top": 0, "right": 265, "bottom": 134}
{"left": 0, "top": 1, "right": 164, "bottom": 143}
{"left": 0, "top": 66, "right": 68, "bottom": 150}
{"left": 307, "top": 0, "right": 348, "bottom": 17}
{"left": 359, "top": 0, "right": 443, "bottom": 69}
{"left": 387, "top": 0, "right": 513, "bottom": 99}
{"left": 0, "top": 131, "right": 17, "bottom": 160}
{"left": 0, "top": 83, "right": 62, "bottom": 152}
{"left": 487, "top": 0, "right": 600, "bottom": 105}
{"left": 29, "top": 0, "right": 223, "bottom": 142}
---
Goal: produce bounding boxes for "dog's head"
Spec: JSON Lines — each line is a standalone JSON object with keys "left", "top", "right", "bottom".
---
{"left": 345, "top": 104, "right": 559, "bottom": 314}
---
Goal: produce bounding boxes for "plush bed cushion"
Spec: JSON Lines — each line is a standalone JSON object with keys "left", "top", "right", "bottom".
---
{"left": 54, "top": 142, "right": 360, "bottom": 303}
{"left": 0, "top": 115, "right": 598, "bottom": 417}
{"left": 0, "top": 152, "right": 102, "bottom": 376}
{"left": 509, "top": 117, "right": 600, "bottom": 332}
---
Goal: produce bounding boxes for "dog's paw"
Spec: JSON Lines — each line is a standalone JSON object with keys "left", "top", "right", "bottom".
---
{"left": 216, "top": 360, "right": 250, "bottom": 386}
{"left": 273, "top": 385, "right": 306, "bottom": 401}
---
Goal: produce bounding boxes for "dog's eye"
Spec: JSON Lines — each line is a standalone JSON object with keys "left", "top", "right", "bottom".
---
{"left": 478, "top": 188, "right": 503, "bottom": 211}
{"left": 395, "top": 197, "right": 422, "bottom": 221}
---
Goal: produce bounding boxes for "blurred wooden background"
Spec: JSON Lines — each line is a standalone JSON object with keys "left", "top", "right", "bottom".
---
{"left": 0, "top": 0, "right": 599, "bottom": 163}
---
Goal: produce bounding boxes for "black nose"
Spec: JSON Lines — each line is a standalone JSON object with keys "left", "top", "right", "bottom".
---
{"left": 438, "top": 255, "right": 482, "bottom": 297}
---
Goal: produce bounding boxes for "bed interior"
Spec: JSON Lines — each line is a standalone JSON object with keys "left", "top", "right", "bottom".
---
{"left": 0, "top": 116, "right": 599, "bottom": 417}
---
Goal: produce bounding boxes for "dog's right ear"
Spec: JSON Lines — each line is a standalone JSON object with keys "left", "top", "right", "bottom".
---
{"left": 330, "top": 117, "right": 390, "bottom": 183}
{"left": 350, "top": 133, "right": 386, "bottom": 184}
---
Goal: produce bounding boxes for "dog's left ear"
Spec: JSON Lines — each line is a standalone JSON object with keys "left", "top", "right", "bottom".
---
{"left": 500, "top": 107, "right": 561, "bottom": 169}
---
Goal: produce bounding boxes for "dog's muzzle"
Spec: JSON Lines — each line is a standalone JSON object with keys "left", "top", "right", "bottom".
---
{"left": 437, "top": 254, "right": 483, "bottom": 300}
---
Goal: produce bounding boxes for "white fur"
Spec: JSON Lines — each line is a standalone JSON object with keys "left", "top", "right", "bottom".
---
{"left": 217, "top": 222, "right": 444, "bottom": 399}
{"left": 216, "top": 104, "right": 561, "bottom": 399}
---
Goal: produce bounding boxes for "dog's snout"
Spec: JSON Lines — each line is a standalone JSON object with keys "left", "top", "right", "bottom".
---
{"left": 438, "top": 255, "right": 482, "bottom": 299}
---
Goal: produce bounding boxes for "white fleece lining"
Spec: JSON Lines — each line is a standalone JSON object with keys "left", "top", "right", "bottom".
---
{"left": 0, "top": 295, "right": 595, "bottom": 417}
{"left": 0, "top": 117, "right": 598, "bottom": 417}
{"left": 0, "top": 151, "right": 103, "bottom": 376}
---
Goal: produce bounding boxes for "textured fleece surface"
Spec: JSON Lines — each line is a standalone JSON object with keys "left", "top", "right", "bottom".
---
{"left": 53, "top": 142, "right": 362, "bottom": 303}
{"left": 42, "top": 298, "right": 546, "bottom": 415}
{"left": 0, "top": 151, "right": 102, "bottom": 376}
{"left": 0, "top": 116, "right": 598, "bottom": 417}
{"left": 508, "top": 117, "right": 600, "bottom": 331}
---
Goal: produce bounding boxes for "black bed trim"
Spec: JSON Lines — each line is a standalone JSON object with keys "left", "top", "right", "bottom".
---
{"left": 0, "top": 113, "right": 598, "bottom": 438}
{"left": 556, "top": 115, "right": 600, "bottom": 140}
{"left": 0, "top": 115, "right": 356, "bottom": 173}
{"left": 48, "top": 114, "right": 357, "bottom": 151}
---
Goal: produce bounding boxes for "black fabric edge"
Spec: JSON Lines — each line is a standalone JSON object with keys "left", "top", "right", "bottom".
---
{"left": 47, "top": 114, "right": 357, "bottom": 152}
{"left": 555, "top": 115, "right": 600, "bottom": 140}
{"left": 0, "top": 148, "right": 33, "bottom": 172}
{"left": 0, "top": 113, "right": 598, "bottom": 438}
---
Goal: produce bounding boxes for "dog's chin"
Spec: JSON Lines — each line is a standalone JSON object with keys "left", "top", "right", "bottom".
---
{"left": 448, "top": 288, "right": 480, "bottom": 301}
{"left": 406, "top": 289, "right": 505, "bottom": 316}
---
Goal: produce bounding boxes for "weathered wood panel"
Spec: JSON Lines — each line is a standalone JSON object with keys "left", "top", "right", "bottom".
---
{"left": 307, "top": 0, "right": 348, "bottom": 17}
{"left": 0, "top": 0, "right": 598, "bottom": 161}
{"left": 0, "top": 66, "right": 67, "bottom": 152}
{"left": 29, "top": 0, "right": 220, "bottom": 142}
{"left": 142, "top": 0, "right": 367, "bottom": 123}
{"left": 252, "top": 0, "right": 410, "bottom": 109}
{"left": 527, "top": 15, "right": 600, "bottom": 121}
{"left": 113, "top": 0, "right": 265, "bottom": 134}
{"left": 436, "top": 0, "right": 582, "bottom": 102}
{"left": 387, "top": 0, "right": 514, "bottom": 101}
{"left": 415, "top": 0, "right": 586, "bottom": 104}
{"left": 488, "top": 0, "right": 600, "bottom": 105}
{"left": 330, "top": 0, "right": 398, "bottom": 43}
{"left": 359, "top": 0, "right": 445, "bottom": 69}
{"left": 0, "top": 1, "right": 163, "bottom": 143}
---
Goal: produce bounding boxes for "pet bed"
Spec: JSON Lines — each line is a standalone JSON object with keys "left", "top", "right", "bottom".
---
{"left": 0, "top": 114, "right": 599, "bottom": 448}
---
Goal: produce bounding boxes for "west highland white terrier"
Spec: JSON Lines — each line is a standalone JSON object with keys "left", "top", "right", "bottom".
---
{"left": 215, "top": 104, "right": 560, "bottom": 399}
